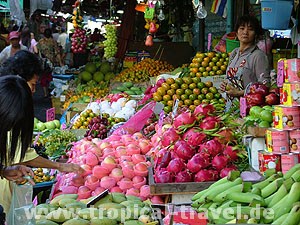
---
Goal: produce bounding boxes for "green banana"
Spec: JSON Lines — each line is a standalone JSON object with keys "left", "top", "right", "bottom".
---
{"left": 252, "top": 174, "right": 280, "bottom": 190}
{"left": 227, "top": 170, "right": 241, "bottom": 181}
{"left": 291, "top": 169, "right": 300, "bottom": 182}
{"left": 197, "top": 202, "right": 213, "bottom": 213}
{"left": 251, "top": 187, "right": 262, "bottom": 196}
{"left": 242, "top": 182, "right": 252, "bottom": 193}
{"left": 195, "top": 178, "right": 242, "bottom": 204}
{"left": 226, "top": 192, "right": 265, "bottom": 206}
{"left": 232, "top": 206, "right": 264, "bottom": 218}
{"left": 218, "top": 200, "right": 234, "bottom": 209}
{"left": 261, "top": 177, "right": 284, "bottom": 198}
{"left": 247, "top": 218, "right": 259, "bottom": 224}
{"left": 191, "top": 189, "right": 209, "bottom": 202}
{"left": 265, "top": 191, "right": 276, "bottom": 206}
{"left": 271, "top": 213, "right": 289, "bottom": 225}
{"left": 283, "top": 164, "right": 300, "bottom": 179}
{"left": 273, "top": 182, "right": 300, "bottom": 220}
{"left": 281, "top": 203, "right": 300, "bottom": 225}
{"left": 263, "top": 168, "right": 276, "bottom": 178}
{"left": 213, "top": 184, "right": 243, "bottom": 203}
{"left": 268, "top": 183, "right": 289, "bottom": 207}
{"left": 206, "top": 178, "right": 243, "bottom": 201}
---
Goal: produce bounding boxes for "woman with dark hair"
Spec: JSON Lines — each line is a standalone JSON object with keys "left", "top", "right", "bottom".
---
{"left": 0, "top": 50, "right": 42, "bottom": 93}
{"left": 37, "top": 28, "right": 63, "bottom": 97}
{"left": 220, "top": 15, "right": 271, "bottom": 100}
{"left": 20, "top": 26, "right": 38, "bottom": 54}
{"left": 0, "top": 54, "right": 84, "bottom": 215}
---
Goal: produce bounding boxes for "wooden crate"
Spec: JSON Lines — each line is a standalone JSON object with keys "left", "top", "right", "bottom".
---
{"left": 148, "top": 166, "right": 214, "bottom": 195}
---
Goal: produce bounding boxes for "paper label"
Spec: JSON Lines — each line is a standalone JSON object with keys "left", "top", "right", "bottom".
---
{"left": 240, "top": 97, "right": 247, "bottom": 117}
{"left": 277, "top": 60, "right": 284, "bottom": 87}
{"left": 46, "top": 107, "right": 55, "bottom": 121}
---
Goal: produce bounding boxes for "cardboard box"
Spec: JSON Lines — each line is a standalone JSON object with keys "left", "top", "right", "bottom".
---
{"left": 51, "top": 97, "right": 62, "bottom": 115}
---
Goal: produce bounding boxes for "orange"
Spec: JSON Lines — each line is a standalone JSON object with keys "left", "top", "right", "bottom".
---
{"left": 184, "top": 99, "right": 193, "bottom": 106}
{"left": 205, "top": 81, "right": 213, "bottom": 88}
{"left": 196, "top": 72, "right": 202, "bottom": 77}
{"left": 163, "top": 94, "right": 171, "bottom": 102}
{"left": 207, "top": 52, "right": 215, "bottom": 58}
{"left": 157, "top": 87, "right": 166, "bottom": 96}
{"left": 181, "top": 83, "right": 189, "bottom": 90}
{"left": 209, "top": 62, "right": 215, "bottom": 67}
{"left": 175, "top": 78, "right": 183, "bottom": 85}
{"left": 166, "top": 78, "right": 175, "bottom": 85}
{"left": 194, "top": 99, "right": 201, "bottom": 106}
{"left": 205, "top": 93, "right": 214, "bottom": 100}
{"left": 191, "top": 67, "right": 198, "bottom": 73}
{"left": 170, "top": 83, "right": 179, "bottom": 89}
{"left": 201, "top": 87, "right": 209, "bottom": 94}
{"left": 193, "top": 88, "right": 201, "bottom": 95}
{"left": 167, "top": 89, "right": 175, "bottom": 96}
{"left": 181, "top": 94, "right": 188, "bottom": 101}
{"left": 209, "top": 71, "right": 215, "bottom": 76}
{"left": 185, "top": 89, "right": 192, "bottom": 95}
{"left": 209, "top": 86, "right": 218, "bottom": 94}
{"left": 176, "top": 89, "right": 184, "bottom": 95}
{"left": 153, "top": 93, "right": 162, "bottom": 101}
{"left": 189, "top": 105, "right": 196, "bottom": 111}
{"left": 173, "top": 94, "right": 181, "bottom": 100}
{"left": 161, "top": 83, "right": 170, "bottom": 90}
{"left": 201, "top": 61, "right": 208, "bottom": 67}
{"left": 178, "top": 100, "right": 184, "bottom": 107}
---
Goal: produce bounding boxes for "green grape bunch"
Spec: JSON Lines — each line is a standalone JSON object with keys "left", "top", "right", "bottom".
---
{"left": 103, "top": 24, "right": 117, "bottom": 59}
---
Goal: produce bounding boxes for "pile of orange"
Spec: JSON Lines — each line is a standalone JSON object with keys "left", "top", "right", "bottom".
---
{"left": 153, "top": 77, "right": 226, "bottom": 113}
{"left": 115, "top": 58, "right": 174, "bottom": 83}
{"left": 189, "top": 51, "right": 229, "bottom": 77}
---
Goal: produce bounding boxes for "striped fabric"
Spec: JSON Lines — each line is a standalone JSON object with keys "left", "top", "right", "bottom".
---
{"left": 211, "top": 0, "right": 228, "bottom": 18}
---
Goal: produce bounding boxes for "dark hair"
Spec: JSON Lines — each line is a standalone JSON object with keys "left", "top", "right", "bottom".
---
{"left": 234, "top": 15, "right": 263, "bottom": 36}
{"left": 0, "top": 75, "right": 34, "bottom": 165}
{"left": 0, "top": 50, "right": 42, "bottom": 81}
{"left": 20, "top": 26, "right": 31, "bottom": 49}
{"left": 44, "top": 28, "right": 52, "bottom": 38}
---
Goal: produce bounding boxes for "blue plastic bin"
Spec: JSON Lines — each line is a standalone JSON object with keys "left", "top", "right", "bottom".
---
{"left": 261, "top": 0, "right": 293, "bottom": 30}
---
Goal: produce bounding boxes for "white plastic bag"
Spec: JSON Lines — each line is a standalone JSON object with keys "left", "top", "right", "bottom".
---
{"left": 7, "top": 183, "right": 35, "bottom": 225}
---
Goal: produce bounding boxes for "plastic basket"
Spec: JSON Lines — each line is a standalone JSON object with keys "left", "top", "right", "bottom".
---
{"left": 226, "top": 39, "right": 240, "bottom": 53}
{"left": 261, "top": 0, "right": 293, "bottom": 30}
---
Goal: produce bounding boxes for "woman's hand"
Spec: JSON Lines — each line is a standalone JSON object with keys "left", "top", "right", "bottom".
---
{"left": 220, "top": 80, "right": 228, "bottom": 92}
{"left": 2, "top": 165, "right": 35, "bottom": 185}
{"left": 225, "top": 83, "right": 244, "bottom": 97}
{"left": 58, "top": 163, "right": 85, "bottom": 174}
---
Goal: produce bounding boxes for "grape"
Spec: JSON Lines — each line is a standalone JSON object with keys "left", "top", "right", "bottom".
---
{"left": 103, "top": 24, "right": 117, "bottom": 59}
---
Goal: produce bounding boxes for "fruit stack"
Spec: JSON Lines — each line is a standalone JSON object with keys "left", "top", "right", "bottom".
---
{"left": 262, "top": 58, "right": 300, "bottom": 174}
{"left": 191, "top": 166, "right": 300, "bottom": 224}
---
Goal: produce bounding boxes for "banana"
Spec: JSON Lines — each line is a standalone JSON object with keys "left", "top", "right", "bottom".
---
{"left": 268, "top": 183, "right": 288, "bottom": 207}
{"left": 206, "top": 178, "right": 243, "bottom": 201}
{"left": 226, "top": 218, "right": 237, "bottom": 224}
{"left": 251, "top": 187, "right": 261, "bottom": 196}
{"left": 261, "top": 177, "right": 284, "bottom": 198}
{"left": 218, "top": 200, "right": 234, "bottom": 209}
{"left": 226, "top": 192, "right": 265, "bottom": 206}
{"left": 263, "top": 168, "right": 276, "bottom": 178}
{"left": 247, "top": 218, "right": 258, "bottom": 224}
{"left": 271, "top": 213, "right": 289, "bottom": 225}
{"left": 291, "top": 169, "right": 300, "bottom": 182}
{"left": 197, "top": 202, "right": 213, "bottom": 213}
{"left": 252, "top": 174, "right": 280, "bottom": 189}
{"left": 191, "top": 189, "right": 209, "bottom": 201}
{"left": 208, "top": 202, "right": 220, "bottom": 210}
{"left": 265, "top": 191, "right": 276, "bottom": 206}
{"left": 227, "top": 170, "right": 241, "bottom": 181}
{"left": 232, "top": 206, "right": 264, "bottom": 218}
{"left": 213, "top": 184, "right": 243, "bottom": 203}
{"left": 196, "top": 178, "right": 242, "bottom": 204}
{"left": 281, "top": 203, "right": 300, "bottom": 225}
{"left": 272, "top": 182, "right": 300, "bottom": 221}
{"left": 283, "top": 163, "right": 300, "bottom": 180}
{"left": 242, "top": 182, "right": 252, "bottom": 193}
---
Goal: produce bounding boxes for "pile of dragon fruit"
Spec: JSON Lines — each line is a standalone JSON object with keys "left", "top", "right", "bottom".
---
{"left": 148, "top": 104, "right": 245, "bottom": 183}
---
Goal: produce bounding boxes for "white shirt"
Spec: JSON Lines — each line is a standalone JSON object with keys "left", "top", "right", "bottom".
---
{"left": 0, "top": 44, "right": 28, "bottom": 64}
{"left": 57, "top": 32, "right": 68, "bottom": 50}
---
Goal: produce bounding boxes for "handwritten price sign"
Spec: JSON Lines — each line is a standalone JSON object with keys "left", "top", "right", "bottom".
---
{"left": 46, "top": 107, "right": 55, "bottom": 122}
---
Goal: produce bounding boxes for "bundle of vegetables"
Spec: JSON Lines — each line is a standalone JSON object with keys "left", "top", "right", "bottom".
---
{"left": 149, "top": 104, "right": 248, "bottom": 183}
{"left": 191, "top": 165, "right": 300, "bottom": 224}
{"left": 52, "top": 132, "right": 164, "bottom": 204}
{"left": 115, "top": 58, "right": 174, "bottom": 83}
{"left": 36, "top": 130, "right": 77, "bottom": 159}
{"left": 244, "top": 82, "right": 279, "bottom": 114}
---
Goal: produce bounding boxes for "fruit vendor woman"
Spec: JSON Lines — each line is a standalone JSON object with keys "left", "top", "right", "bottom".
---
{"left": 220, "top": 15, "right": 271, "bottom": 106}
{"left": 0, "top": 52, "right": 84, "bottom": 215}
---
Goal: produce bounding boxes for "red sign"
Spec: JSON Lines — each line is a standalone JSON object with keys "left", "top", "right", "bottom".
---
{"left": 46, "top": 107, "right": 55, "bottom": 122}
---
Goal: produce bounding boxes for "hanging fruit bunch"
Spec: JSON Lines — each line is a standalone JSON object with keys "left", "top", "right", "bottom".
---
{"left": 103, "top": 24, "right": 117, "bottom": 59}
{"left": 144, "top": 1, "right": 159, "bottom": 46}
{"left": 71, "top": 0, "right": 88, "bottom": 54}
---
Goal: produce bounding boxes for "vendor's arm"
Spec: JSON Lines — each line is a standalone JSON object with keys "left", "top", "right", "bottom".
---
{"left": 225, "top": 83, "right": 244, "bottom": 97}
{"left": 19, "top": 156, "right": 84, "bottom": 174}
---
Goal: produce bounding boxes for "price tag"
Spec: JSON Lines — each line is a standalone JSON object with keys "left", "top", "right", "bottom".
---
{"left": 240, "top": 97, "right": 247, "bottom": 118}
{"left": 46, "top": 107, "right": 55, "bottom": 122}
{"left": 172, "top": 99, "right": 179, "bottom": 119}
{"left": 207, "top": 33, "right": 212, "bottom": 51}
{"left": 277, "top": 59, "right": 284, "bottom": 87}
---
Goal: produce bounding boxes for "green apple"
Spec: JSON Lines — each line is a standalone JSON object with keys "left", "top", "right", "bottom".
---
{"left": 45, "top": 121, "right": 56, "bottom": 130}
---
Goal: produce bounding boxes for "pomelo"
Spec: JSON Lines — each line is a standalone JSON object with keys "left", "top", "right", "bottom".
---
{"left": 100, "top": 62, "right": 111, "bottom": 74}
{"left": 104, "top": 72, "right": 114, "bottom": 81}
{"left": 93, "top": 71, "right": 104, "bottom": 82}
{"left": 84, "top": 62, "right": 97, "bottom": 74}
{"left": 80, "top": 71, "right": 92, "bottom": 82}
